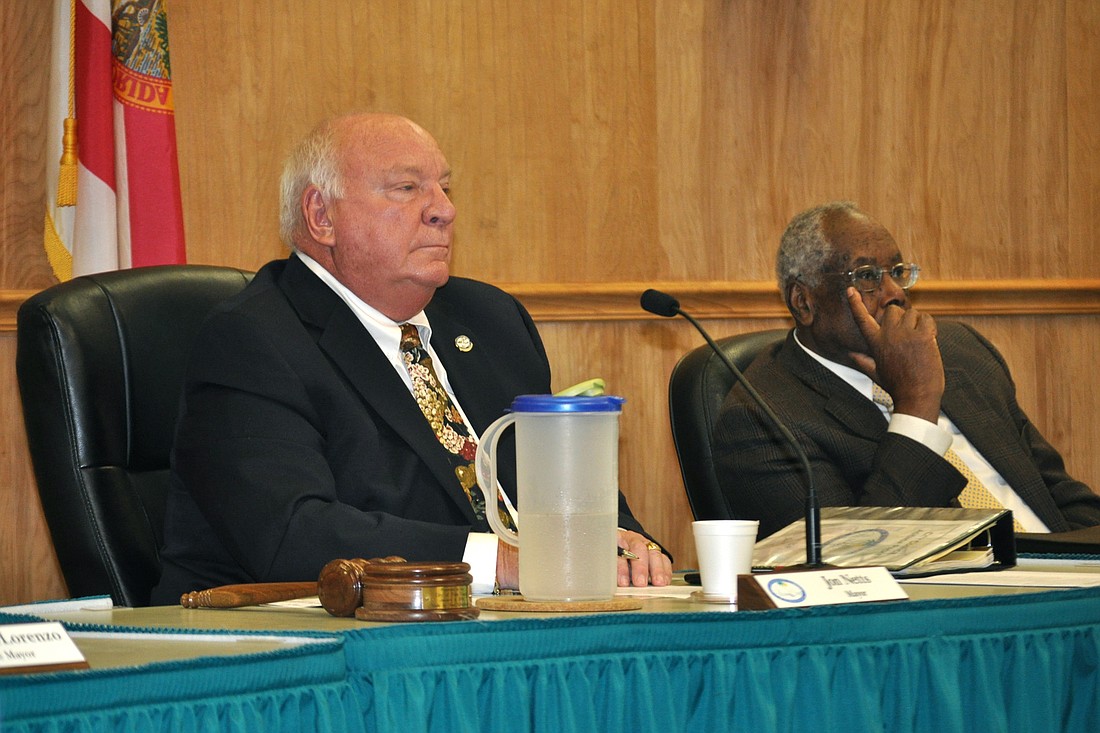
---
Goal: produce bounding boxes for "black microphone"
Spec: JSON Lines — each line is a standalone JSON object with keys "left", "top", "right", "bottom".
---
{"left": 641, "top": 288, "right": 823, "bottom": 567}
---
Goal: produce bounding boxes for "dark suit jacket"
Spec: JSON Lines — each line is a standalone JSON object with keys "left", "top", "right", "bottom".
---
{"left": 713, "top": 321, "right": 1100, "bottom": 539}
{"left": 152, "top": 256, "right": 649, "bottom": 602}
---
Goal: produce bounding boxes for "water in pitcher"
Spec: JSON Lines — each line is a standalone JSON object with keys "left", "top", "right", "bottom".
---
{"left": 519, "top": 511, "right": 617, "bottom": 601}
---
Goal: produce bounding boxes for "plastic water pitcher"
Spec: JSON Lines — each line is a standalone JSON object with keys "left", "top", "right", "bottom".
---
{"left": 475, "top": 394, "right": 625, "bottom": 601}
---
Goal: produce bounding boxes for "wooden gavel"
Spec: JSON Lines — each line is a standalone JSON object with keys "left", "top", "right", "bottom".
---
{"left": 180, "top": 557, "right": 480, "bottom": 621}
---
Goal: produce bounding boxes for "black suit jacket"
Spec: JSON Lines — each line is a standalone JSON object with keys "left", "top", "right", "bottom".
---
{"left": 713, "top": 321, "right": 1100, "bottom": 539}
{"left": 153, "top": 256, "right": 649, "bottom": 602}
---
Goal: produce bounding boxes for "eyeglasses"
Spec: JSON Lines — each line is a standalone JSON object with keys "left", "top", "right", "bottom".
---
{"left": 827, "top": 263, "right": 921, "bottom": 293}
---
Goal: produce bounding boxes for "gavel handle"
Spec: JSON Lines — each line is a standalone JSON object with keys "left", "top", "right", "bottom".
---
{"left": 180, "top": 582, "right": 318, "bottom": 609}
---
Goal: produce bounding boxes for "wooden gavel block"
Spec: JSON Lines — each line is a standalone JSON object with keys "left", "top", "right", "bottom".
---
{"left": 180, "top": 556, "right": 479, "bottom": 621}
{"left": 350, "top": 559, "right": 480, "bottom": 622}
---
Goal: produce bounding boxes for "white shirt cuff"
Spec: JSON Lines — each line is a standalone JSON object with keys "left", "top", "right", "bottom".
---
{"left": 887, "top": 413, "right": 953, "bottom": 455}
{"left": 463, "top": 532, "right": 499, "bottom": 595}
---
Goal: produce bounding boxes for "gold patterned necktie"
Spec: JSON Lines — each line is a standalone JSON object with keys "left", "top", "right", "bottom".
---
{"left": 399, "top": 324, "right": 516, "bottom": 531}
{"left": 870, "top": 384, "right": 1023, "bottom": 532}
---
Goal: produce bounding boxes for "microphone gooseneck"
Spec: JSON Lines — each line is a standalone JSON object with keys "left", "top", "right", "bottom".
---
{"left": 641, "top": 288, "right": 823, "bottom": 567}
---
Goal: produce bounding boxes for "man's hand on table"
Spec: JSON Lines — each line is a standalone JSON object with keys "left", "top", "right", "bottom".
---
{"left": 618, "top": 529, "right": 672, "bottom": 587}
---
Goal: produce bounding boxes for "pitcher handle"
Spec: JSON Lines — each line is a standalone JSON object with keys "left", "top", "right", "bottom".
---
{"left": 474, "top": 413, "right": 520, "bottom": 547}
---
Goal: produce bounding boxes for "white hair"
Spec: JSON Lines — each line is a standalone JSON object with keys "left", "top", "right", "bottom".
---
{"left": 278, "top": 118, "right": 345, "bottom": 249}
{"left": 775, "top": 201, "right": 862, "bottom": 290}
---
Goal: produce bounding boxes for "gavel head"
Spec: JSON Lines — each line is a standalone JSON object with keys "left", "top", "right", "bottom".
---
{"left": 317, "top": 557, "right": 404, "bottom": 617}
{"left": 317, "top": 556, "right": 479, "bottom": 621}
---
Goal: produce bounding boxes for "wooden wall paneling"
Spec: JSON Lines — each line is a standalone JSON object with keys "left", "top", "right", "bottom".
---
{"left": 688, "top": 0, "right": 1079, "bottom": 283}
{"left": 1, "top": 2, "right": 55, "bottom": 290}
{"left": 1068, "top": 0, "right": 1100, "bottom": 258}
{"left": 498, "top": 278, "right": 1100, "bottom": 322}
{"left": 0, "top": 0, "right": 68, "bottom": 605}
{"left": 169, "top": 0, "right": 661, "bottom": 283}
{"left": 698, "top": 0, "right": 814, "bottom": 279}
{"left": 654, "top": 0, "right": 706, "bottom": 280}
{"left": 167, "top": 1, "right": 307, "bottom": 270}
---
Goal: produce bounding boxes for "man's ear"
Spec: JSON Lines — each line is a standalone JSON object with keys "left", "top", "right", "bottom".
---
{"left": 787, "top": 281, "right": 815, "bottom": 327}
{"left": 303, "top": 186, "right": 336, "bottom": 247}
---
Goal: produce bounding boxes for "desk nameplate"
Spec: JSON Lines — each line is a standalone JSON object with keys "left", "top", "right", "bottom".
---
{"left": 0, "top": 621, "right": 88, "bottom": 674}
{"left": 738, "top": 566, "right": 908, "bottom": 610}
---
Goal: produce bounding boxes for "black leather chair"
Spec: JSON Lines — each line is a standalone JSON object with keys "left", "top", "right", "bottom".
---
{"left": 16, "top": 265, "right": 253, "bottom": 606}
{"left": 668, "top": 329, "right": 788, "bottom": 520}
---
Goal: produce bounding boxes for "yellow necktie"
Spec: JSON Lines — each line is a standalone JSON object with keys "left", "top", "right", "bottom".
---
{"left": 870, "top": 384, "right": 1023, "bottom": 532}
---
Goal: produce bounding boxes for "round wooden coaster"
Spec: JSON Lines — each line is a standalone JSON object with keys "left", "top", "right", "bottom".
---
{"left": 476, "top": 596, "right": 642, "bottom": 613}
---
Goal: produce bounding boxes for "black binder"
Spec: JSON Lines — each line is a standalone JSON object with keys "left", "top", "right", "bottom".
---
{"left": 750, "top": 506, "right": 1017, "bottom": 577}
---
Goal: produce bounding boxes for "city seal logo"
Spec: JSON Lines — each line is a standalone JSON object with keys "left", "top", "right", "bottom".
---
{"left": 766, "top": 577, "right": 807, "bottom": 604}
{"left": 111, "top": 0, "right": 174, "bottom": 113}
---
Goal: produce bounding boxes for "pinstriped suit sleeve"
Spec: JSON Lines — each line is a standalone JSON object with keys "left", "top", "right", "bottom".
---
{"left": 712, "top": 332, "right": 964, "bottom": 539}
{"left": 713, "top": 325, "right": 1100, "bottom": 539}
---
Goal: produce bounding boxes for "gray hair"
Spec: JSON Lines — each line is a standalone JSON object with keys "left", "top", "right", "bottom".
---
{"left": 775, "top": 201, "right": 861, "bottom": 290}
{"left": 278, "top": 118, "right": 345, "bottom": 248}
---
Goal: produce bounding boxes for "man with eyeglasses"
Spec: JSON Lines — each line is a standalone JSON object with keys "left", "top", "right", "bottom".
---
{"left": 712, "top": 201, "right": 1100, "bottom": 539}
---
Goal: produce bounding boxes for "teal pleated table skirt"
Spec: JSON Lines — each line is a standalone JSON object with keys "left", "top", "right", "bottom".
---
{"left": 3, "top": 586, "right": 1100, "bottom": 732}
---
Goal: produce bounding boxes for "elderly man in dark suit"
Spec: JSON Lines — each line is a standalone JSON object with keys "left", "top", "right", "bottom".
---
{"left": 713, "top": 201, "right": 1100, "bottom": 539}
{"left": 152, "top": 113, "right": 670, "bottom": 603}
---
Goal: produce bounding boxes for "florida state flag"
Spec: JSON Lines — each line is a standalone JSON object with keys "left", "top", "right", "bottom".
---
{"left": 44, "top": 0, "right": 186, "bottom": 280}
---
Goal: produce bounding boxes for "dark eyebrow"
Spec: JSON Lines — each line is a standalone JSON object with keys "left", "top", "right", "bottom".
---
{"left": 850, "top": 254, "right": 903, "bottom": 268}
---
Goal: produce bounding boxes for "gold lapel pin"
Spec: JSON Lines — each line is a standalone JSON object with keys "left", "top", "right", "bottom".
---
{"left": 454, "top": 335, "right": 473, "bottom": 352}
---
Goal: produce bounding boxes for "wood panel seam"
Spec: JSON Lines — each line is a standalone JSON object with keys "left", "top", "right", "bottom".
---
{"left": 4, "top": 280, "right": 1100, "bottom": 331}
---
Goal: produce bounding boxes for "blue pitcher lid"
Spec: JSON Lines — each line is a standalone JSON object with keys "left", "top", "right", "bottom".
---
{"left": 510, "top": 394, "right": 626, "bottom": 413}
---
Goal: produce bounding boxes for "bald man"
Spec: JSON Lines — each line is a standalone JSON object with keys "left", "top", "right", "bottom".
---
{"left": 152, "top": 114, "right": 669, "bottom": 604}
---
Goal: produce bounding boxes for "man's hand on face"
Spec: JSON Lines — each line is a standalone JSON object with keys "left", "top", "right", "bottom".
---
{"left": 845, "top": 287, "right": 945, "bottom": 423}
